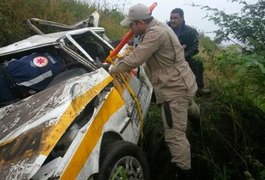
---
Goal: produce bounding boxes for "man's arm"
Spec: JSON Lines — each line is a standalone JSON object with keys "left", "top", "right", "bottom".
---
{"left": 109, "top": 27, "right": 163, "bottom": 74}
{"left": 183, "top": 27, "right": 199, "bottom": 60}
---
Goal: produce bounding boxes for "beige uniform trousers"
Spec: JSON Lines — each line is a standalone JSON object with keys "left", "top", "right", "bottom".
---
{"left": 161, "top": 95, "right": 199, "bottom": 170}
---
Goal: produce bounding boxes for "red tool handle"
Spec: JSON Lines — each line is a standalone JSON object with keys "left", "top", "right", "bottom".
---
{"left": 106, "top": 2, "right": 158, "bottom": 63}
{"left": 110, "top": 31, "right": 134, "bottom": 60}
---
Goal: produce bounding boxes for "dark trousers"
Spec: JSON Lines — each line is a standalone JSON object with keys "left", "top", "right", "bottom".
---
{"left": 187, "top": 58, "right": 204, "bottom": 88}
{"left": 0, "top": 78, "right": 15, "bottom": 104}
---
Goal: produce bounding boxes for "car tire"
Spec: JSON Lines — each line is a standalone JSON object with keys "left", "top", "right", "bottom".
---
{"left": 97, "top": 140, "right": 150, "bottom": 180}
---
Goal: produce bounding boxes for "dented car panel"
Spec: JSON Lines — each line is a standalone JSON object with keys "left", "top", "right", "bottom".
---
{"left": 0, "top": 12, "right": 153, "bottom": 179}
{"left": 0, "top": 69, "right": 113, "bottom": 179}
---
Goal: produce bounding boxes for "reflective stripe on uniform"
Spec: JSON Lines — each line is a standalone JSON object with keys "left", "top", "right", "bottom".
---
{"left": 17, "top": 70, "right": 52, "bottom": 87}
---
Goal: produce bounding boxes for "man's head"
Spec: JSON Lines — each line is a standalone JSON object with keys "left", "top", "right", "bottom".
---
{"left": 169, "top": 8, "right": 184, "bottom": 28}
{"left": 120, "top": 3, "right": 153, "bottom": 35}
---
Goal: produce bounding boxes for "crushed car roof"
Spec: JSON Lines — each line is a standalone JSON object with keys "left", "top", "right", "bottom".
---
{"left": 0, "top": 27, "right": 105, "bottom": 56}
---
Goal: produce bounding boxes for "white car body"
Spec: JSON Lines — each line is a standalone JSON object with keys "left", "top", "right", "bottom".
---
{"left": 0, "top": 12, "right": 152, "bottom": 180}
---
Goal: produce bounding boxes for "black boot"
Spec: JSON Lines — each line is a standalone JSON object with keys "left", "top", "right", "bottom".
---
{"left": 175, "top": 166, "right": 192, "bottom": 180}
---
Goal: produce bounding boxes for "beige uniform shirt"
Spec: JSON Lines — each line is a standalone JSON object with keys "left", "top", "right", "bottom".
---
{"left": 110, "top": 19, "right": 197, "bottom": 103}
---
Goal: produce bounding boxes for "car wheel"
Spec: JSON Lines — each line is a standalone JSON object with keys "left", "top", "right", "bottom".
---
{"left": 98, "top": 140, "right": 149, "bottom": 180}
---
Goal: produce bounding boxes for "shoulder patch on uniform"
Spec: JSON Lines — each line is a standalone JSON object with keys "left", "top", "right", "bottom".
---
{"left": 33, "top": 56, "right": 49, "bottom": 67}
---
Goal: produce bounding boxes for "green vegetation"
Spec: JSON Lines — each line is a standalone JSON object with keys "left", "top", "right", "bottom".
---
{"left": 145, "top": 1, "right": 265, "bottom": 179}
{"left": 196, "top": 23, "right": 265, "bottom": 179}
{"left": 199, "top": 0, "right": 265, "bottom": 57}
{"left": 1, "top": 0, "right": 264, "bottom": 179}
{"left": 0, "top": 0, "right": 126, "bottom": 47}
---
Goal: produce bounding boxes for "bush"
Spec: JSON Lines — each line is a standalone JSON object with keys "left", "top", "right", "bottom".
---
{"left": 0, "top": 0, "right": 126, "bottom": 47}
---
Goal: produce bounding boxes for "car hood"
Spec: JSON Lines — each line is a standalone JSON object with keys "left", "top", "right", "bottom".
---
{"left": 0, "top": 68, "right": 112, "bottom": 179}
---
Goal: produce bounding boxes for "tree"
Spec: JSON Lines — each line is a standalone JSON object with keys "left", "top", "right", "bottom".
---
{"left": 197, "top": 0, "right": 265, "bottom": 56}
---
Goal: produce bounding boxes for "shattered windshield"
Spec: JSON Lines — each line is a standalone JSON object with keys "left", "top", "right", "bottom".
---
{"left": 65, "top": 31, "right": 111, "bottom": 63}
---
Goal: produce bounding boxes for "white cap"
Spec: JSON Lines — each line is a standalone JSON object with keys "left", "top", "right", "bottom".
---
{"left": 120, "top": 3, "right": 152, "bottom": 27}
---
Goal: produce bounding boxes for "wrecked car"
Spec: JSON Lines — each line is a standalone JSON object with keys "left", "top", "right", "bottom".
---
{"left": 0, "top": 12, "right": 153, "bottom": 180}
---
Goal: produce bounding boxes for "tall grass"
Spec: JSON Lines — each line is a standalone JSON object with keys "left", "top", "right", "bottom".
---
{"left": 196, "top": 34, "right": 265, "bottom": 179}
{"left": 0, "top": 0, "right": 126, "bottom": 47}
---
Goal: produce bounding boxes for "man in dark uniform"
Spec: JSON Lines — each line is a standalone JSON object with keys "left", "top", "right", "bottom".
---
{"left": 0, "top": 52, "right": 64, "bottom": 104}
{"left": 168, "top": 8, "right": 211, "bottom": 96}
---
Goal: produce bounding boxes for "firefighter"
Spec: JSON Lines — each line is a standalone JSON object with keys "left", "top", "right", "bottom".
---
{"left": 109, "top": 3, "right": 200, "bottom": 180}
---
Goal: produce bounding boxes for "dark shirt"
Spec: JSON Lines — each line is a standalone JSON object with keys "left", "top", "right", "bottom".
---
{"left": 0, "top": 52, "right": 64, "bottom": 103}
{"left": 172, "top": 26, "right": 182, "bottom": 37}
{"left": 168, "top": 20, "right": 199, "bottom": 60}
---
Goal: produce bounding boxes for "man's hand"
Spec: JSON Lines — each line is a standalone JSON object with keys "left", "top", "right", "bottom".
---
{"left": 118, "top": 45, "right": 134, "bottom": 59}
